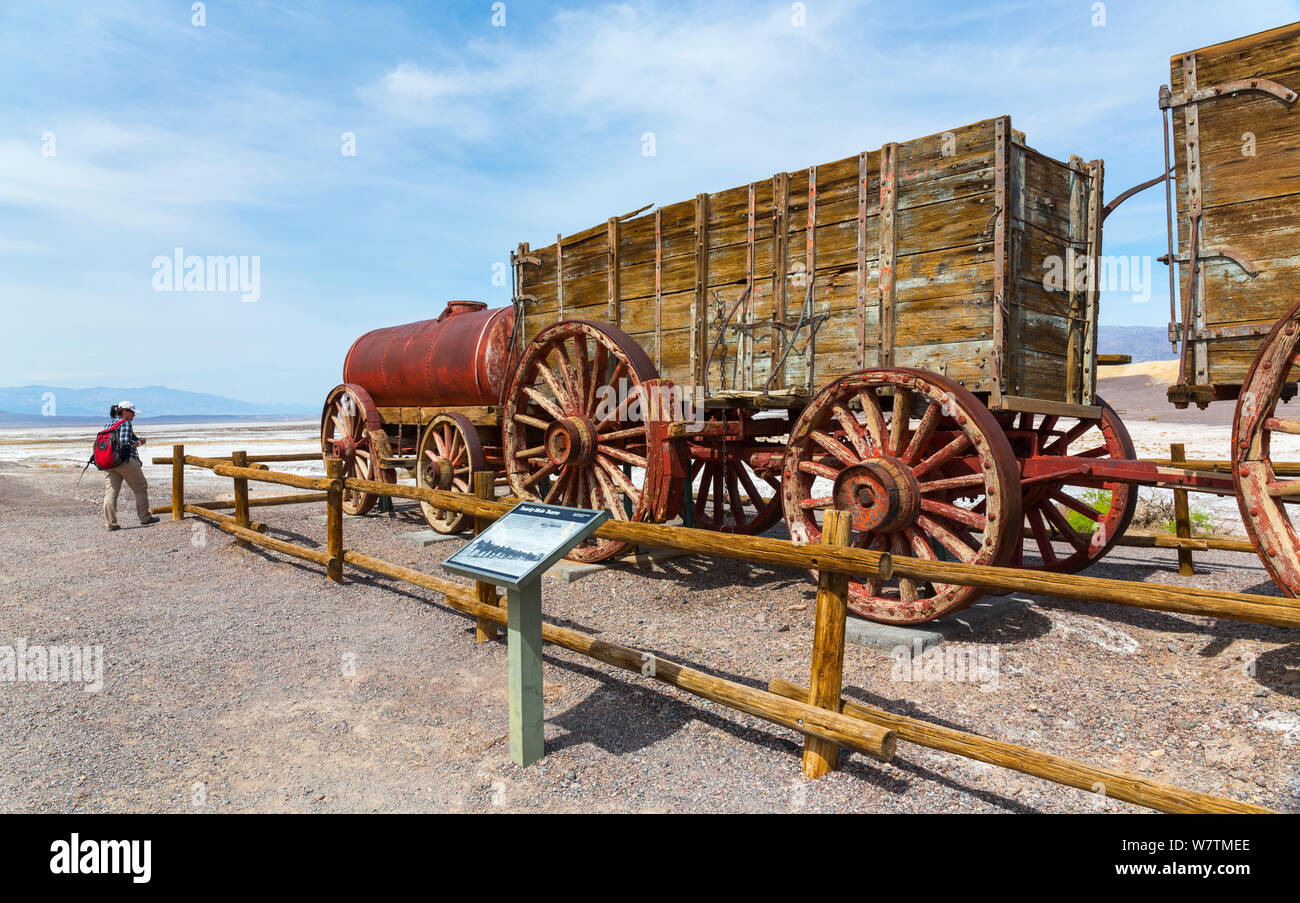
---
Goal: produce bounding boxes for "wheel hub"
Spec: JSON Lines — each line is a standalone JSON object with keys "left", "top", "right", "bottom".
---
{"left": 332, "top": 436, "right": 357, "bottom": 463}
{"left": 429, "top": 457, "right": 454, "bottom": 490}
{"left": 545, "top": 415, "right": 597, "bottom": 468}
{"left": 833, "top": 457, "right": 920, "bottom": 533}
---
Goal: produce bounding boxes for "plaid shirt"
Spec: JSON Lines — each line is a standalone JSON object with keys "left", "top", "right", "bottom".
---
{"left": 109, "top": 418, "right": 140, "bottom": 461}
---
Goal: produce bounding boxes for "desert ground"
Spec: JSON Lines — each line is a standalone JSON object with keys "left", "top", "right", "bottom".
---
{"left": 1, "top": 389, "right": 1298, "bottom": 813}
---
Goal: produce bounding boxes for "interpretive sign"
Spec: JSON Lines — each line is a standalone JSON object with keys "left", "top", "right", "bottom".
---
{"left": 442, "top": 501, "right": 609, "bottom": 766}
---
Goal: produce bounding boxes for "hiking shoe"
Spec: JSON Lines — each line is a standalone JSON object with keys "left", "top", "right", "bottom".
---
{"left": 107, "top": 524, "right": 120, "bottom": 532}
{"left": 139, "top": 516, "right": 160, "bottom": 526}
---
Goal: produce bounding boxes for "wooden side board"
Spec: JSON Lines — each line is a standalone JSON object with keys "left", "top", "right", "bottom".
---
{"left": 376, "top": 405, "right": 500, "bottom": 427}
{"left": 516, "top": 117, "right": 1102, "bottom": 414}
{"left": 1168, "top": 22, "right": 1300, "bottom": 389}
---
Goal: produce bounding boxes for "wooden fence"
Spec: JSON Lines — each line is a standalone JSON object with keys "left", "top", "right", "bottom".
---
{"left": 146, "top": 444, "right": 1290, "bottom": 814}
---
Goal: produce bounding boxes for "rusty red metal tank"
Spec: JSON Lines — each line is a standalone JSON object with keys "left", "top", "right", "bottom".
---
{"left": 342, "top": 301, "right": 516, "bottom": 407}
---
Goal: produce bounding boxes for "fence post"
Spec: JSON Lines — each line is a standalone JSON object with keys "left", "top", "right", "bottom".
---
{"left": 171, "top": 443, "right": 185, "bottom": 521}
{"left": 1170, "top": 442, "right": 1195, "bottom": 576}
{"left": 473, "top": 471, "right": 501, "bottom": 642}
{"left": 326, "top": 457, "right": 344, "bottom": 583}
{"left": 232, "top": 450, "right": 250, "bottom": 547}
{"left": 802, "top": 509, "right": 853, "bottom": 779}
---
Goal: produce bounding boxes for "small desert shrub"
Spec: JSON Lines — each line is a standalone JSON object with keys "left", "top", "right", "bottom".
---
{"left": 1063, "top": 489, "right": 1111, "bottom": 535}
{"left": 1131, "top": 492, "right": 1214, "bottom": 536}
{"left": 1131, "top": 493, "right": 1176, "bottom": 530}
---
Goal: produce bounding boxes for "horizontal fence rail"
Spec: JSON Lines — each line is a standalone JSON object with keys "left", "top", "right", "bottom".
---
{"left": 151, "top": 445, "right": 1287, "bottom": 813}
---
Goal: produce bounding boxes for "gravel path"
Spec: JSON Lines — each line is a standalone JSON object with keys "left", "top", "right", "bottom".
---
{"left": 1, "top": 461, "right": 1297, "bottom": 813}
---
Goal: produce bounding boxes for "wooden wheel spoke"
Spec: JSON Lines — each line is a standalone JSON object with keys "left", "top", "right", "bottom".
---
{"left": 593, "top": 466, "right": 627, "bottom": 520}
{"left": 695, "top": 461, "right": 714, "bottom": 513}
{"left": 572, "top": 335, "right": 592, "bottom": 411}
{"left": 889, "top": 388, "right": 911, "bottom": 456}
{"left": 544, "top": 469, "right": 569, "bottom": 503}
{"left": 1264, "top": 416, "right": 1300, "bottom": 436}
{"left": 831, "top": 404, "right": 871, "bottom": 458}
{"left": 513, "top": 412, "right": 550, "bottom": 431}
{"left": 735, "top": 464, "right": 767, "bottom": 510}
{"left": 1050, "top": 489, "right": 1102, "bottom": 521}
{"left": 809, "top": 429, "right": 860, "bottom": 467}
{"left": 599, "top": 458, "right": 641, "bottom": 505}
{"left": 799, "top": 496, "right": 835, "bottom": 510}
{"left": 534, "top": 363, "right": 572, "bottom": 413}
{"left": 600, "top": 426, "right": 645, "bottom": 441}
{"left": 603, "top": 359, "right": 629, "bottom": 397}
{"left": 1027, "top": 506, "right": 1058, "bottom": 565}
{"left": 798, "top": 459, "right": 842, "bottom": 480}
{"left": 916, "top": 472, "right": 985, "bottom": 494}
{"left": 902, "top": 401, "right": 940, "bottom": 465}
{"left": 522, "top": 460, "right": 560, "bottom": 490}
{"left": 1266, "top": 479, "right": 1300, "bottom": 499}
{"left": 522, "top": 385, "right": 566, "bottom": 422}
{"left": 1040, "top": 501, "right": 1088, "bottom": 550}
{"left": 563, "top": 468, "right": 581, "bottom": 507}
{"left": 919, "top": 498, "right": 987, "bottom": 531}
{"left": 552, "top": 341, "right": 584, "bottom": 409}
{"left": 1043, "top": 419, "right": 1092, "bottom": 456}
{"left": 912, "top": 433, "right": 971, "bottom": 478}
{"left": 915, "top": 514, "right": 979, "bottom": 563}
{"left": 587, "top": 342, "right": 608, "bottom": 414}
{"left": 600, "top": 445, "right": 648, "bottom": 469}
{"left": 1073, "top": 444, "right": 1110, "bottom": 459}
{"left": 726, "top": 468, "right": 749, "bottom": 527}
{"left": 858, "top": 388, "right": 887, "bottom": 447}
{"left": 889, "top": 533, "right": 919, "bottom": 604}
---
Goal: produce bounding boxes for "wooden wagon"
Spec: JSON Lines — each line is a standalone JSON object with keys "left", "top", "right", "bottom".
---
{"left": 324, "top": 22, "right": 1300, "bottom": 625}
{"left": 498, "top": 113, "right": 1123, "bottom": 623}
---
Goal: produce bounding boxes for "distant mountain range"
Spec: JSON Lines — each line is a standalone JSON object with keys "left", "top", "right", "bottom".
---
{"left": 1098, "top": 325, "right": 1176, "bottom": 363}
{"left": 0, "top": 385, "right": 315, "bottom": 419}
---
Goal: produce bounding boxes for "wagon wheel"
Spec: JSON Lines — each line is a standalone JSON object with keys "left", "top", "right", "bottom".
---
{"left": 320, "top": 383, "right": 395, "bottom": 516}
{"left": 688, "top": 411, "right": 784, "bottom": 534}
{"left": 503, "top": 321, "right": 660, "bottom": 563}
{"left": 1000, "top": 398, "right": 1137, "bottom": 574}
{"left": 781, "top": 368, "right": 1022, "bottom": 624}
{"left": 1233, "top": 302, "right": 1300, "bottom": 597}
{"left": 416, "top": 413, "right": 486, "bottom": 534}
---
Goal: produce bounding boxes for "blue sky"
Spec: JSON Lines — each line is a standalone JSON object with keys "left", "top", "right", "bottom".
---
{"left": 2, "top": 0, "right": 1297, "bottom": 405}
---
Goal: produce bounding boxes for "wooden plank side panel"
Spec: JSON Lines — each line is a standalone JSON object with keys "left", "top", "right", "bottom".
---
{"left": 517, "top": 115, "right": 1097, "bottom": 403}
{"left": 1169, "top": 25, "right": 1300, "bottom": 390}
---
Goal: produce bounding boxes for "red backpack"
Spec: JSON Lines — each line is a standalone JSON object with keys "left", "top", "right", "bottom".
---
{"left": 92, "top": 420, "right": 128, "bottom": 471}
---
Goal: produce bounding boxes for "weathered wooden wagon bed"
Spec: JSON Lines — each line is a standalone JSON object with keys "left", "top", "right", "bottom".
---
{"left": 514, "top": 116, "right": 1104, "bottom": 419}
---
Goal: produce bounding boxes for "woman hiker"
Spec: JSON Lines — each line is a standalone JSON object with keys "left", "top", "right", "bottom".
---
{"left": 103, "top": 401, "right": 159, "bottom": 531}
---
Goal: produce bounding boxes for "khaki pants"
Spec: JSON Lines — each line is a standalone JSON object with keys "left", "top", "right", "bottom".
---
{"left": 104, "top": 458, "right": 150, "bottom": 527}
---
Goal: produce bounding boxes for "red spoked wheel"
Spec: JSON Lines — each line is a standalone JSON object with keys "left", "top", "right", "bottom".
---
{"left": 688, "top": 410, "right": 784, "bottom": 534}
{"left": 999, "top": 398, "right": 1137, "bottom": 573}
{"left": 781, "top": 368, "right": 1022, "bottom": 624}
{"left": 503, "top": 321, "right": 660, "bottom": 563}
{"left": 416, "top": 412, "right": 487, "bottom": 534}
{"left": 1234, "top": 302, "right": 1300, "bottom": 597}
{"left": 320, "top": 383, "right": 395, "bottom": 515}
